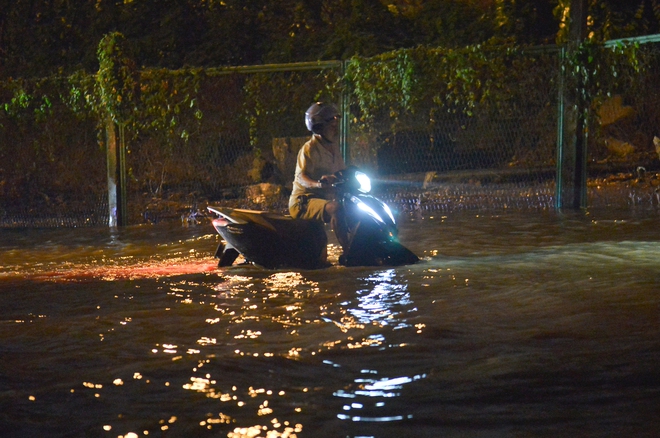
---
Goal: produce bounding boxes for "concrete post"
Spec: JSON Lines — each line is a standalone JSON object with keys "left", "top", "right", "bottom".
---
{"left": 106, "top": 117, "right": 128, "bottom": 226}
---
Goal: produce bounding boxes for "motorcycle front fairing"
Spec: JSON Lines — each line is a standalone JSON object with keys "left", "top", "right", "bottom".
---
{"left": 340, "top": 193, "right": 419, "bottom": 267}
{"left": 345, "top": 193, "right": 397, "bottom": 233}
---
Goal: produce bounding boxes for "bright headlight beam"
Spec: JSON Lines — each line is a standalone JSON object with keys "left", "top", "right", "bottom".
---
{"left": 354, "top": 197, "right": 384, "bottom": 223}
{"left": 355, "top": 172, "right": 371, "bottom": 193}
{"left": 382, "top": 203, "right": 396, "bottom": 224}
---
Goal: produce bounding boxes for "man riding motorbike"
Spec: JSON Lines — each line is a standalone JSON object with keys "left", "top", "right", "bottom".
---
{"left": 208, "top": 102, "right": 418, "bottom": 269}
{"left": 288, "top": 102, "right": 350, "bottom": 254}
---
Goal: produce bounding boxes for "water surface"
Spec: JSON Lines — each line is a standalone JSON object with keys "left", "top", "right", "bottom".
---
{"left": 1, "top": 209, "right": 659, "bottom": 437}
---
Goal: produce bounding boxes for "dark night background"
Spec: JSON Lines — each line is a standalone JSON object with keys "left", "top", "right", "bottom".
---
{"left": 1, "top": 0, "right": 659, "bottom": 79}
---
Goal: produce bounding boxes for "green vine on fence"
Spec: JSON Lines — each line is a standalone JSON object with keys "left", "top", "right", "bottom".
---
{"left": 344, "top": 39, "right": 647, "bottom": 136}
{"left": 549, "top": 38, "right": 646, "bottom": 139}
{"left": 96, "top": 32, "right": 205, "bottom": 142}
{"left": 0, "top": 78, "right": 58, "bottom": 124}
{"left": 96, "top": 32, "right": 139, "bottom": 126}
{"left": 138, "top": 67, "right": 204, "bottom": 142}
{"left": 344, "top": 42, "right": 523, "bottom": 129}
{"left": 565, "top": 39, "right": 643, "bottom": 105}
{"left": 0, "top": 36, "right": 650, "bottom": 161}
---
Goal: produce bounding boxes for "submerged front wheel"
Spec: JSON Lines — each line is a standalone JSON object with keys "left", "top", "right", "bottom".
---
{"left": 341, "top": 240, "right": 418, "bottom": 267}
{"left": 382, "top": 241, "right": 419, "bottom": 265}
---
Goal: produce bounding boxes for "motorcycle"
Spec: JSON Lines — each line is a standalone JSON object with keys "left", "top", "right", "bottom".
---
{"left": 207, "top": 166, "right": 419, "bottom": 269}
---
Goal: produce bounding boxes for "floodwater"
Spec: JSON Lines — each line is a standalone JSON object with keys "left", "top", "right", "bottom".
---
{"left": 1, "top": 209, "right": 659, "bottom": 437}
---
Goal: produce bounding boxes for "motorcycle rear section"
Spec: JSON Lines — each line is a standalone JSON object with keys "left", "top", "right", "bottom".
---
{"left": 208, "top": 207, "right": 328, "bottom": 270}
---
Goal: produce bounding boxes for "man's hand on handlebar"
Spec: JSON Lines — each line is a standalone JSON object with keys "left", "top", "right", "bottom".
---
{"left": 318, "top": 174, "right": 338, "bottom": 188}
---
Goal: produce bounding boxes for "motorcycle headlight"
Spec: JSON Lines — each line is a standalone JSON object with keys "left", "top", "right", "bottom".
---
{"left": 355, "top": 171, "right": 371, "bottom": 193}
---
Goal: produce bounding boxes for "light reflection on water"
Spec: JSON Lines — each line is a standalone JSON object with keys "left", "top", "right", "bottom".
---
{"left": 1, "top": 210, "right": 660, "bottom": 437}
{"left": 346, "top": 269, "right": 415, "bottom": 331}
{"left": 335, "top": 373, "right": 425, "bottom": 423}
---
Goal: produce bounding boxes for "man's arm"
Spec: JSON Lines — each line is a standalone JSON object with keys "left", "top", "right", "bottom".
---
{"left": 297, "top": 171, "right": 324, "bottom": 189}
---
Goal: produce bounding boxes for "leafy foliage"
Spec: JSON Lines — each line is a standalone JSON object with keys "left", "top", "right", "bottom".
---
{"left": 137, "top": 67, "right": 204, "bottom": 142}
{"left": 345, "top": 42, "right": 534, "bottom": 128}
{"left": 555, "top": 0, "right": 660, "bottom": 43}
{"left": 0, "top": 26, "right": 656, "bottom": 212}
{"left": 96, "top": 32, "right": 139, "bottom": 125}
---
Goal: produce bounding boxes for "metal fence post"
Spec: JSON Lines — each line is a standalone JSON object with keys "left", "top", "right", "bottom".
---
{"left": 555, "top": 46, "right": 566, "bottom": 209}
{"left": 556, "top": 0, "right": 588, "bottom": 209}
{"left": 340, "top": 60, "right": 350, "bottom": 164}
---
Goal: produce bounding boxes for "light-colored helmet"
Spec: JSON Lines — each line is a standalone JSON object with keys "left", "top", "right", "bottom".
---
{"left": 305, "top": 102, "right": 340, "bottom": 134}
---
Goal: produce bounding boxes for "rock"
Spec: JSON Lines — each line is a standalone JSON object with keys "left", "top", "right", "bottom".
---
{"left": 598, "top": 95, "right": 635, "bottom": 127}
{"left": 245, "top": 183, "right": 286, "bottom": 205}
{"left": 422, "top": 171, "right": 437, "bottom": 189}
{"left": 604, "top": 137, "right": 635, "bottom": 157}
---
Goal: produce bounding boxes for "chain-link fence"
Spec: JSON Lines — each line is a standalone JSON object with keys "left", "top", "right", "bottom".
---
{"left": 0, "top": 65, "right": 343, "bottom": 226}
{"left": 0, "top": 77, "right": 108, "bottom": 227}
{"left": 586, "top": 41, "right": 660, "bottom": 209}
{"left": 347, "top": 45, "right": 561, "bottom": 214}
{"left": 2, "top": 40, "right": 660, "bottom": 227}
{"left": 128, "top": 65, "right": 343, "bottom": 224}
